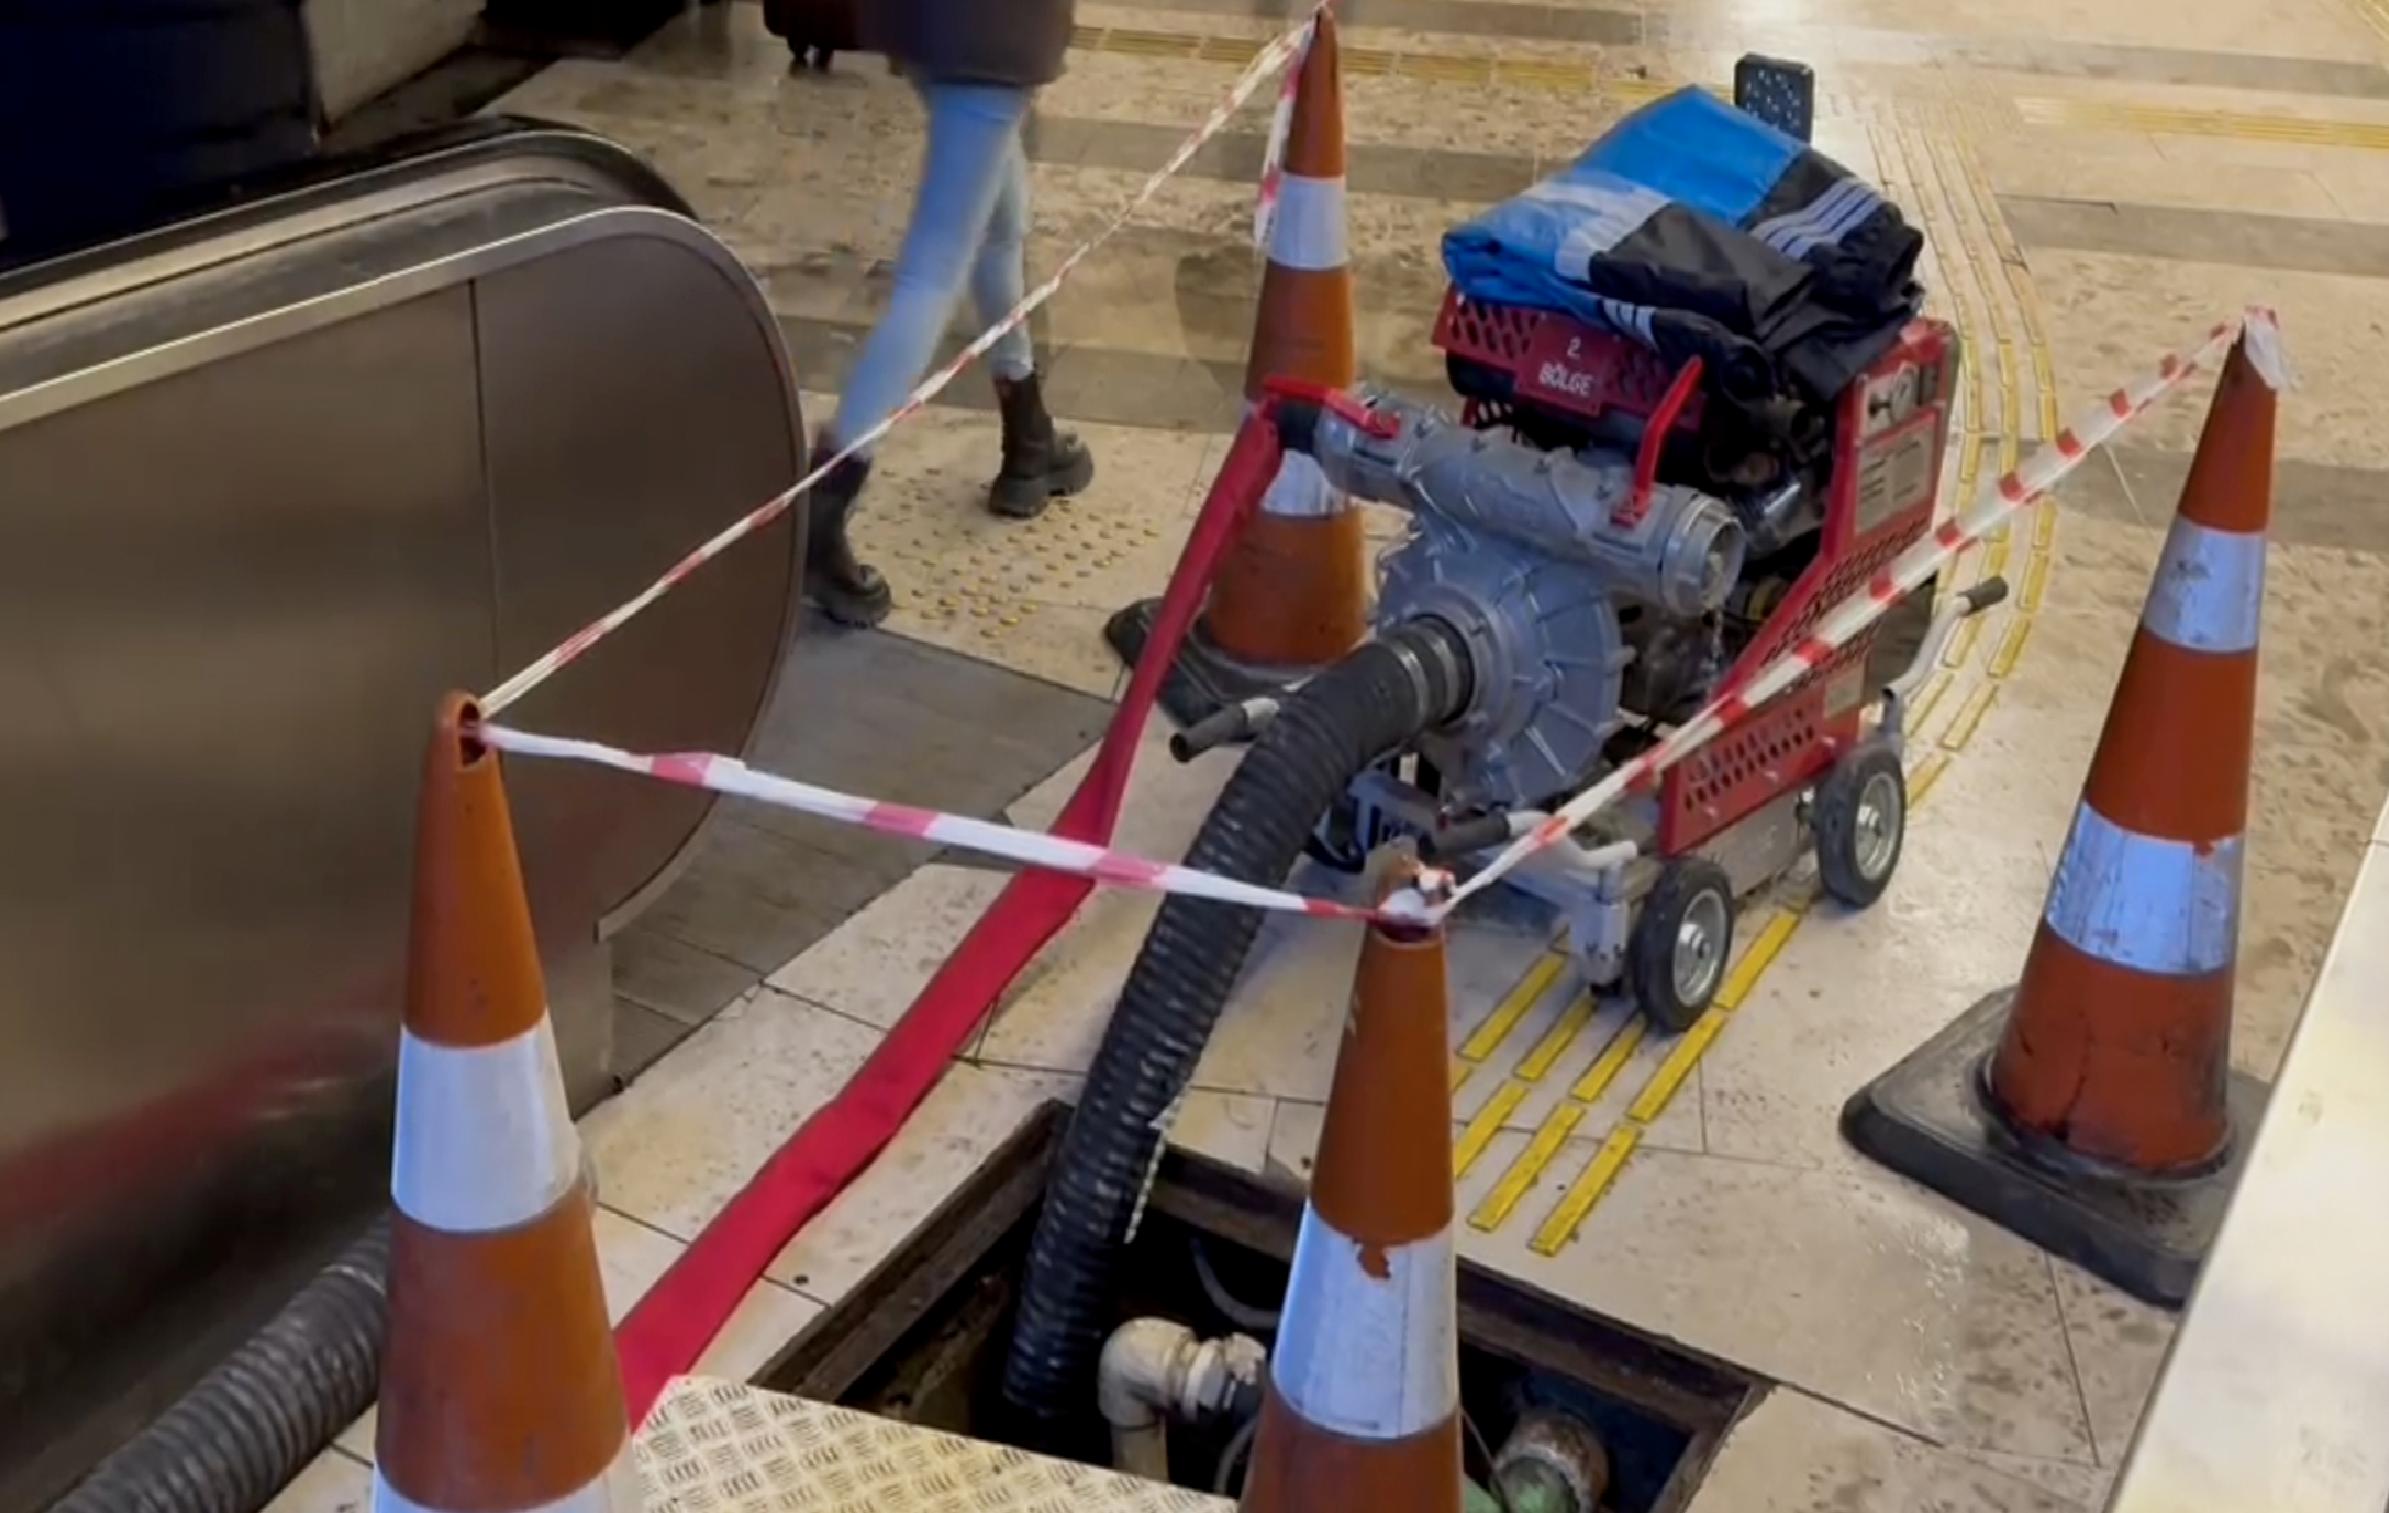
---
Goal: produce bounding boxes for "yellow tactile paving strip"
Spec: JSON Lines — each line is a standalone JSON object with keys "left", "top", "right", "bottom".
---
{"left": 1871, "top": 105, "right": 2066, "bottom": 765}
{"left": 1074, "top": 22, "right": 2389, "bottom": 153}
{"left": 1071, "top": 22, "right": 1673, "bottom": 104}
{"left": 1449, "top": 782, "right": 1953, "bottom": 1256}
{"left": 2016, "top": 95, "right": 2389, "bottom": 152}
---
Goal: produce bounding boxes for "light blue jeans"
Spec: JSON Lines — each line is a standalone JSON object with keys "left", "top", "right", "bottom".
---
{"left": 831, "top": 80, "right": 1038, "bottom": 457}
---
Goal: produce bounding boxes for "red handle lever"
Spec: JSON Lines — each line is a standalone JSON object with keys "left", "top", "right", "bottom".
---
{"left": 1618, "top": 356, "right": 1703, "bottom": 527}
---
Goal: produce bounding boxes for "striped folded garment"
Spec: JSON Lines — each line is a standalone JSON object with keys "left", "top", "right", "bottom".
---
{"left": 1443, "top": 87, "right": 1923, "bottom": 404}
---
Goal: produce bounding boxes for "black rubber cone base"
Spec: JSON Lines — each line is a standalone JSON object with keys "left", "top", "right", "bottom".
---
{"left": 1841, "top": 990, "right": 2267, "bottom": 1308}
{"left": 1102, "top": 596, "right": 1317, "bottom": 729}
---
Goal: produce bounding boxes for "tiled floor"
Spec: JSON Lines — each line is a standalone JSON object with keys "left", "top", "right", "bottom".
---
{"left": 603, "top": 612, "right": 1111, "bottom": 1082}
{"left": 279, "top": 0, "right": 2389, "bottom": 1507}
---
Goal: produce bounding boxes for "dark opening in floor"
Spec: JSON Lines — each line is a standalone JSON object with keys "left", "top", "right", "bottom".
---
{"left": 764, "top": 1105, "right": 1762, "bottom": 1510}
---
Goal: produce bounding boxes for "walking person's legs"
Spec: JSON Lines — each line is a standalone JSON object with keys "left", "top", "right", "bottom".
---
{"left": 807, "top": 80, "right": 1029, "bottom": 626}
{"left": 966, "top": 132, "right": 1037, "bottom": 386}
{"left": 973, "top": 133, "right": 1095, "bottom": 518}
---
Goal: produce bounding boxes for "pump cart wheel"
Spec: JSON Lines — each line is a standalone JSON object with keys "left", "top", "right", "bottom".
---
{"left": 1629, "top": 857, "right": 1736, "bottom": 1034}
{"left": 1815, "top": 740, "right": 1907, "bottom": 908}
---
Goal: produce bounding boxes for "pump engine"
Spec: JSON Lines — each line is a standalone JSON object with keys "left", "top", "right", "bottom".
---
{"left": 1307, "top": 394, "right": 1751, "bottom": 811}
{"left": 1258, "top": 310, "right": 1965, "bottom": 1009}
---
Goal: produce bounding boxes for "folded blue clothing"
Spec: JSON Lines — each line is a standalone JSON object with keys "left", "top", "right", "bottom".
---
{"left": 1443, "top": 88, "right": 1921, "bottom": 402}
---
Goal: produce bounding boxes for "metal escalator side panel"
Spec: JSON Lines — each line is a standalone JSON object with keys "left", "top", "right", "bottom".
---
{"left": 0, "top": 121, "right": 692, "bottom": 369}
{"left": 0, "top": 165, "right": 802, "bottom": 1508}
{"left": 0, "top": 118, "right": 692, "bottom": 298}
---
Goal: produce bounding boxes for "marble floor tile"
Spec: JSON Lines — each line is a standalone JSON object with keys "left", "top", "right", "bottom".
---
{"left": 766, "top": 863, "right": 1011, "bottom": 1030}
{"left": 1466, "top": 1146, "right": 2098, "bottom": 1462}
{"left": 736, "top": 178, "right": 1460, "bottom": 384}
{"left": 2027, "top": 251, "right": 2389, "bottom": 473}
{"left": 1977, "top": 139, "right": 2346, "bottom": 221}
{"left": 1698, "top": 689, "right": 2087, "bottom": 1176}
{"left": 618, "top": 1, "right": 803, "bottom": 95}
{"left": 594, "top": 1208, "right": 826, "bottom": 1382}
{"left": 616, "top": 926, "right": 763, "bottom": 1027}
{"left": 581, "top": 986, "right": 884, "bottom": 1241}
{"left": 1687, "top": 1388, "right": 2089, "bottom": 1513}
{"left": 1171, "top": 1089, "right": 1279, "bottom": 1173}
{"left": 1003, "top": 710, "right": 1240, "bottom": 862}
{"left": 766, "top": 1062, "right": 1077, "bottom": 1303}
{"left": 1955, "top": 1449, "right": 2115, "bottom": 1509}
{"left": 263, "top": 1451, "right": 373, "bottom": 1513}
{"left": 2048, "top": 1259, "right": 2174, "bottom": 1467}
{"left": 976, "top": 881, "right": 1163, "bottom": 1076}
{"left": 1184, "top": 901, "right": 1368, "bottom": 1104}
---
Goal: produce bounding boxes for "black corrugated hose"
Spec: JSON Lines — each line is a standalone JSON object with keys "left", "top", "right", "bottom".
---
{"left": 1001, "top": 618, "right": 1475, "bottom": 1433}
{"left": 52, "top": 1217, "right": 389, "bottom": 1513}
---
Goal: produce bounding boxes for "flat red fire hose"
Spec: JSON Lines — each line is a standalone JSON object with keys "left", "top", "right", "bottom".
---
{"left": 613, "top": 414, "right": 1285, "bottom": 1418}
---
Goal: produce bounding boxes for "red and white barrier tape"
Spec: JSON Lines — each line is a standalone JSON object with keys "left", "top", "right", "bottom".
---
{"left": 475, "top": 723, "right": 1432, "bottom": 925}
{"left": 480, "top": 310, "right": 2279, "bottom": 933}
{"left": 1252, "top": 18, "right": 1317, "bottom": 250}
{"left": 478, "top": 3, "right": 1328, "bottom": 717}
{"left": 1438, "top": 306, "right": 2290, "bottom": 916}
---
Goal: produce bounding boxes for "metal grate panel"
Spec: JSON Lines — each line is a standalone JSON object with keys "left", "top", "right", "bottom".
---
{"left": 638, "top": 1377, "right": 1230, "bottom": 1513}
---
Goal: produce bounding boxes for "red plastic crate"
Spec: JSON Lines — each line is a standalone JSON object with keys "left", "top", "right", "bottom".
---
{"left": 1432, "top": 287, "right": 1705, "bottom": 433}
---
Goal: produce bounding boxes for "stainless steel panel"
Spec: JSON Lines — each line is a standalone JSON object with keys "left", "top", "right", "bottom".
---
{"left": 474, "top": 229, "right": 805, "bottom": 948}
{"left": 0, "top": 287, "right": 493, "bottom": 1505}
{"left": 0, "top": 126, "right": 804, "bottom": 1507}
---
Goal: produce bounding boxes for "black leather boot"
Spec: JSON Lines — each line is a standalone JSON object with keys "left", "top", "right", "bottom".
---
{"left": 803, "top": 446, "right": 892, "bottom": 628}
{"left": 988, "top": 371, "right": 1095, "bottom": 519}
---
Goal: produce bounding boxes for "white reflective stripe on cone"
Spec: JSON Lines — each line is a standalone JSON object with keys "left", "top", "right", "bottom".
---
{"left": 392, "top": 1016, "right": 580, "bottom": 1234}
{"left": 1271, "top": 1208, "right": 1460, "bottom": 1440}
{"left": 1269, "top": 173, "right": 1349, "bottom": 272}
{"left": 1258, "top": 448, "right": 1343, "bottom": 519}
{"left": 2043, "top": 805, "right": 2242, "bottom": 976}
{"left": 2141, "top": 517, "right": 2266, "bottom": 654}
{"left": 373, "top": 1443, "right": 642, "bottom": 1513}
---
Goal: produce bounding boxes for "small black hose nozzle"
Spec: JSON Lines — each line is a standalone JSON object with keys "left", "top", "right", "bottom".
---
{"left": 1169, "top": 699, "right": 1280, "bottom": 762}
{"left": 1960, "top": 575, "right": 2011, "bottom": 613}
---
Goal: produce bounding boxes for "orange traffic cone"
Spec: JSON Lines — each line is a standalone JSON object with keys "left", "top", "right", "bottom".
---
{"left": 1843, "top": 331, "right": 2281, "bottom": 1306}
{"left": 1241, "top": 908, "right": 1462, "bottom": 1512}
{"left": 1106, "top": 13, "right": 1370, "bottom": 724}
{"left": 375, "top": 695, "right": 641, "bottom": 1513}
